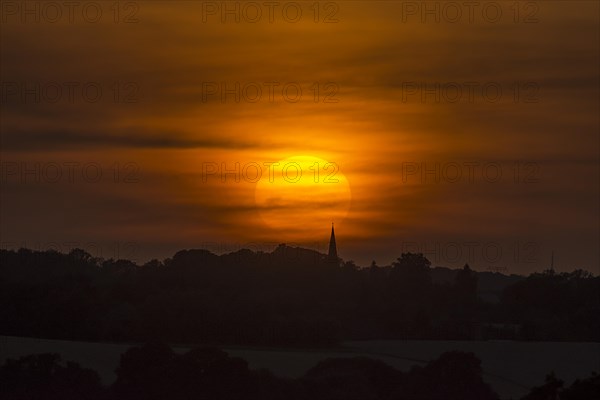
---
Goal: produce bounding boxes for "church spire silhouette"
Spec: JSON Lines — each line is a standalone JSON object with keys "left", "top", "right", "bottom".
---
{"left": 328, "top": 223, "right": 338, "bottom": 264}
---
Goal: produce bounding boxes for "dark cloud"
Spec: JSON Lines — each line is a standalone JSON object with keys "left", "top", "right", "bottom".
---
{"left": 1, "top": 129, "right": 263, "bottom": 151}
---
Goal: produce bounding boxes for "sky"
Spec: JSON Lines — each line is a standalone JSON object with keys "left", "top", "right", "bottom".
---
{"left": 1, "top": 1, "right": 599, "bottom": 273}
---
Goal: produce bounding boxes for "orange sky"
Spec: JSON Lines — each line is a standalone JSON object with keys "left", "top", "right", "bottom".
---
{"left": 1, "top": 1, "right": 598, "bottom": 272}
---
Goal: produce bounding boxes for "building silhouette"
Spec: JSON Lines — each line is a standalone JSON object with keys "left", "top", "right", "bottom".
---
{"left": 328, "top": 223, "right": 338, "bottom": 265}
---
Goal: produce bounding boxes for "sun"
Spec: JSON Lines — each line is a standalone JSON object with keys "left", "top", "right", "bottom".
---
{"left": 255, "top": 155, "right": 351, "bottom": 236}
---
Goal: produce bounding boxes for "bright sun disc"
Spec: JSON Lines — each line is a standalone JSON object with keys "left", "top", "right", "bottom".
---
{"left": 255, "top": 155, "right": 351, "bottom": 235}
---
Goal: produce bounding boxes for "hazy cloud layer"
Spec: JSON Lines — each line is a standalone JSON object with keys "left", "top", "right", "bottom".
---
{"left": 1, "top": 1, "right": 598, "bottom": 271}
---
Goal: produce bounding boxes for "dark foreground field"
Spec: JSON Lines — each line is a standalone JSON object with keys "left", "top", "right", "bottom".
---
{"left": 2, "top": 335, "right": 599, "bottom": 399}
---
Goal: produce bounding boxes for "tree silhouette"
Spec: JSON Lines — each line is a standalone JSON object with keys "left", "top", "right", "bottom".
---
{"left": 0, "top": 247, "right": 597, "bottom": 344}
{"left": 521, "top": 372, "right": 563, "bottom": 400}
{"left": 8, "top": 345, "right": 600, "bottom": 400}
{"left": 0, "top": 353, "right": 103, "bottom": 400}
{"left": 453, "top": 263, "right": 479, "bottom": 320}
{"left": 113, "top": 342, "right": 259, "bottom": 400}
{"left": 403, "top": 351, "right": 498, "bottom": 400}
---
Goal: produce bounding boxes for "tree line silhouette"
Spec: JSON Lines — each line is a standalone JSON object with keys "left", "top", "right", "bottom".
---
{"left": 2, "top": 343, "right": 599, "bottom": 400}
{"left": 0, "top": 245, "right": 598, "bottom": 346}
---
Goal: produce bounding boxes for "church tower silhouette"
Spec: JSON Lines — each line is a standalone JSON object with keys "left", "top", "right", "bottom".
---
{"left": 328, "top": 223, "right": 338, "bottom": 264}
